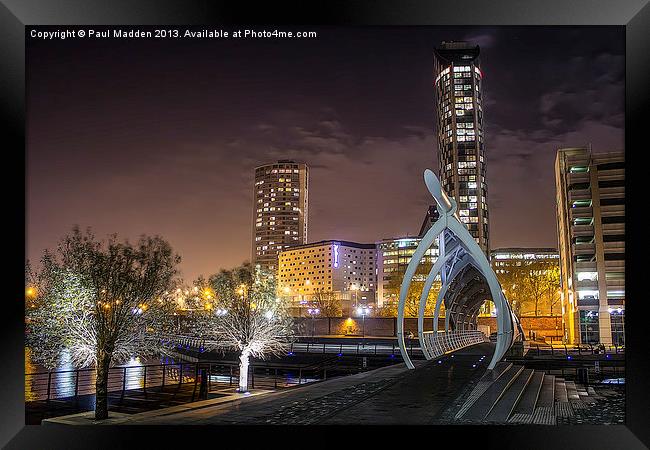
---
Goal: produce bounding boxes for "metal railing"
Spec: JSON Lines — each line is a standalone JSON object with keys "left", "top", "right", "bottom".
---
{"left": 286, "top": 341, "right": 423, "bottom": 357}
{"left": 529, "top": 343, "right": 625, "bottom": 358}
{"left": 161, "top": 334, "right": 425, "bottom": 358}
{"left": 25, "top": 356, "right": 353, "bottom": 403}
{"left": 421, "top": 330, "right": 488, "bottom": 359}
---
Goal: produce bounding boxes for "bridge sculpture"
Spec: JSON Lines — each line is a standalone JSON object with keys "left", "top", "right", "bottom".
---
{"left": 397, "top": 169, "right": 523, "bottom": 370}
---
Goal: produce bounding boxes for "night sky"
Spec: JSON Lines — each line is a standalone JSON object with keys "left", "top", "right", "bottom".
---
{"left": 26, "top": 26, "right": 624, "bottom": 281}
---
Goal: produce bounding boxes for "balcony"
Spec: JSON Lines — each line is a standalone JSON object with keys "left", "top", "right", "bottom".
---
{"left": 570, "top": 207, "right": 593, "bottom": 220}
{"left": 605, "top": 278, "right": 625, "bottom": 289}
{"left": 604, "top": 241, "right": 625, "bottom": 252}
{"left": 575, "top": 261, "right": 597, "bottom": 271}
{"left": 597, "top": 168, "right": 624, "bottom": 180}
{"left": 602, "top": 223, "right": 624, "bottom": 234}
{"left": 568, "top": 172, "right": 590, "bottom": 185}
{"left": 575, "top": 279, "right": 598, "bottom": 290}
{"left": 568, "top": 189, "right": 591, "bottom": 202}
{"left": 572, "top": 242, "right": 595, "bottom": 255}
{"left": 571, "top": 224, "right": 594, "bottom": 237}
{"left": 599, "top": 186, "right": 624, "bottom": 197}
{"left": 600, "top": 204, "right": 625, "bottom": 216}
{"left": 605, "top": 260, "right": 625, "bottom": 270}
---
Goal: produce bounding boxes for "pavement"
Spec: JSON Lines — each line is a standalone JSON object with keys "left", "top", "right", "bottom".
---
{"left": 44, "top": 343, "right": 494, "bottom": 425}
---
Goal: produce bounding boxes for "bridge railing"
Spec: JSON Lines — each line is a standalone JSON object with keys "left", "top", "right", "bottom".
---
{"left": 422, "top": 330, "right": 488, "bottom": 360}
{"left": 162, "top": 334, "right": 426, "bottom": 358}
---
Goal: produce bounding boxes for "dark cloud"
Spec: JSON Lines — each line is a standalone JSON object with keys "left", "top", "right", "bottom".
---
{"left": 27, "top": 26, "right": 624, "bottom": 280}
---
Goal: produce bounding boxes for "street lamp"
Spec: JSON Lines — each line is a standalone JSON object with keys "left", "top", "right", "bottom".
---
{"left": 307, "top": 308, "right": 319, "bottom": 337}
{"left": 356, "top": 306, "right": 369, "bottom": 345}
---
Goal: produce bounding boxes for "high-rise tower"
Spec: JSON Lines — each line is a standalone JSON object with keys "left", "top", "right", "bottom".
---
{"left": 433, "top": 41, "right": 489, "bottom": 255}
{"left": 252, "top": 160, "right": 309, "bottom": 274}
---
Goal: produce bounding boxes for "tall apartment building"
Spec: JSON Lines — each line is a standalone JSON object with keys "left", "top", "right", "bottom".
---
{"left": 252, "top": 160, "right": 309, "bottom": 274}
{"left": 555, "top": 148, "right": 625, "bottom": 345}
{"left": 277, "top": 240, "right": 376, "bottom": 316}
{"left": 433, "top": 41, "right": 490, "bottom": 255}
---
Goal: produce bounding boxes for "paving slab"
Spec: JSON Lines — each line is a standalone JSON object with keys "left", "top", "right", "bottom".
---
{"left": 115, "top": 343, "right": 496, "bottom": 425}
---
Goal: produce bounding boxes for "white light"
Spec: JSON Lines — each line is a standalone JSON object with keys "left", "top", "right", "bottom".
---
{"left": 356, "top": 307, "right": 363, "bottom": 315}
{"left": 265, "top": 310, "right": 273, "bottom": 319}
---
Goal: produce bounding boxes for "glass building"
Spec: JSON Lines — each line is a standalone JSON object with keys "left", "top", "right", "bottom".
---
{"left": 433, "top": 41, "right": 489, "bottom": 255}
{"left": 252, "top": 160, "right": 309, "bottom": 274}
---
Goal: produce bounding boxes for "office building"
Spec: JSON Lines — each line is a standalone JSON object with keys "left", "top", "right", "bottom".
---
{"left": 252, "top": 160, "right": 309, "bottom": 274}
{"left": 490, "top": 248, "right": 561, "bottom": 317}
{"left": 555, "top": 148, "right": 625, "bottom": 345}
{"left": 433, "top": 41, "right": 490, "bottom": 255}
{"left": 376, "top": 236, "right": 440, "bottom": 308}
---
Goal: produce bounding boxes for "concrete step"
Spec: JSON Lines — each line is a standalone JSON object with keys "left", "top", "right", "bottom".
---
{"left": 484, "top": 368, "right": 534, "bottom": 423}
{"left": 479, "top": 361, "right": 513, "bottom": 383}
{"left": 536, "top": 374, "right": 555, "bottom": 408}
{"left": 512, "top": 370, "right": 544, "bottom": 415}
{"left": 554, "top": 378, "right": 569, "bottom": 403}
{"left": 460, "top": 365, "right": 525, "bottom": 421}
{"left": 565, "top": 381, "right": 580, "bottom": 401}
{"left": 454, "top": 362, "right": 514, "bottom": 419}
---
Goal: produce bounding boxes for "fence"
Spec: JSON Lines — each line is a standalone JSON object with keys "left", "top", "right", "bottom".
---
{"left": 25, "top": 356, "right": 353, "bottom": 403}
{"left": 528, "top": 343, "right": 625, "bottom": 358}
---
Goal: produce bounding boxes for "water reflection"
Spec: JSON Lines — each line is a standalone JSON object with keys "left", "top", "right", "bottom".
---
{"left": 25, "top": 347, "right": 188, "bottom": 401}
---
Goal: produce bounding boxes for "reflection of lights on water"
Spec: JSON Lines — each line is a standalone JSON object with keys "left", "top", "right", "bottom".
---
{"left": 124, "top": 357, "right": 144, "bottom": 390}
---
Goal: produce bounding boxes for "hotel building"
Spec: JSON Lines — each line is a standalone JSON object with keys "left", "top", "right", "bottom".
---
{"left": 555, "top": 148, "right": 625, "bottom": 345}
{"left": 252, "top": 160, "right": 309, "bottom": 274}
{"left": 277, "top": 240, "right": 376, "bottom": 316}
{"left": 433, "top": 41, "right": 490, "bottom": 255}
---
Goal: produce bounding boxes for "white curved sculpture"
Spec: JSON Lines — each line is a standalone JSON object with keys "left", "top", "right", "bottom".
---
{"left": 397, "top": 169, "right": 522, "bottom": 370}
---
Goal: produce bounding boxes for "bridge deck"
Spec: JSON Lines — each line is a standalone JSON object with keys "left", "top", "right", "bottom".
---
{"left": 92, "top": 343, "right": 496, "bottom": 425}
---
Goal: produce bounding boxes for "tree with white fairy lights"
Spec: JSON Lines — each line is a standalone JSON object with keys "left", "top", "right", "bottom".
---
{"left": 25, "top": 226, "right": 180, "bottom": 420}
{"left": 198, "top": 262, "right": 293, "bottom": 393}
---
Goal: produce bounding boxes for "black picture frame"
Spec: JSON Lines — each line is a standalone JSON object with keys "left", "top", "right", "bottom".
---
{"left": 3, "top": 0, "right": 649, "bottom": 448}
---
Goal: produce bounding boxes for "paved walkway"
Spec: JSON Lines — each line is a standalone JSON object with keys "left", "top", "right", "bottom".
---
{"left": 93, "top": 343, "right": 495, "bottom": 425}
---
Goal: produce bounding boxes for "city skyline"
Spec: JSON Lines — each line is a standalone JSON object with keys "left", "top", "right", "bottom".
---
{"left": 26, "top": 26, "right": 624, "bottom": 281}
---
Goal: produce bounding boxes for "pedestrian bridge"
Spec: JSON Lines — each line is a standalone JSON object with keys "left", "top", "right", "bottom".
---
{"left": 397, "top": 170, "right": 523, "bottom": 370}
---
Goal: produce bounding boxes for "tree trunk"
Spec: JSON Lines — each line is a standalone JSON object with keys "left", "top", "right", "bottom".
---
{"left": 238, "top": 350, "right": 250, "bottom": 393}
{"left": 95, "top": 349, "right": 112, "bottom": 420}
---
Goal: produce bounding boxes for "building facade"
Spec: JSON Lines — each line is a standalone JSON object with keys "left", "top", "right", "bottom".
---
{"left": 376, "top": 237, "right": 439, "bottom": 308}
{"left": 433, "top": 41, "right": 490, "bottom": 255}
{"left": 555, "top": 148, "right": 625, "bottom": 345}
{"left": 490, "top": 248, "right": 561, "bottom": 319}
{"left": 491, "top": 248, "right": 560, "bottom": 266}
{"left": 277, "top": 240, "right": 376, "bottom": 316}
{"left": 252, "top": 160, "right": 309, "bottom": 274}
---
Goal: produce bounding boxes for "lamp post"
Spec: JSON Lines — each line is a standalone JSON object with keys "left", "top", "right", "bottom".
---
{"left": 357, "top": 306, "right": 369, "bottom": 346}
{"left": 307, "top": 308, "right": 319, "bottom": 338}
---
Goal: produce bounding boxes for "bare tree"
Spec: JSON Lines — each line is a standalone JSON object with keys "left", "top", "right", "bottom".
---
{"left": 25, "top": 227, "right": 180, "bottom": 420}
{"left": 197, "top": 263, "right": 293, "bottom": 392}
{"left": 311, "top": 289, "right": 342, "bottom": 317}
